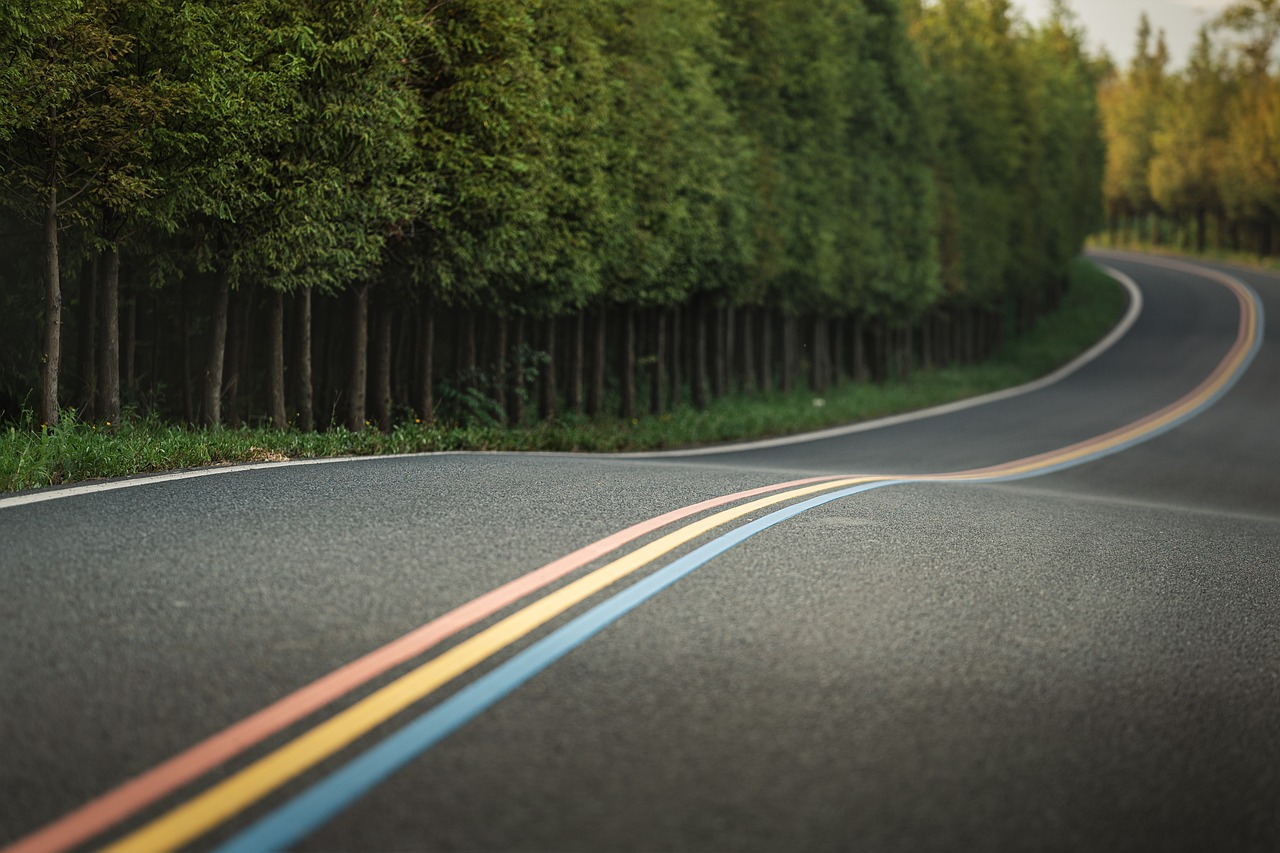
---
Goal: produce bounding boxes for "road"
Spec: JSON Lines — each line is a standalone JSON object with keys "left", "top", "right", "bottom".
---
{"left": 1, "top": 251, "right": 1277, "bottom": 852}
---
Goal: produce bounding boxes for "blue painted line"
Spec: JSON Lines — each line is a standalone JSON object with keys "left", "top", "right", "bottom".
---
{"left": 216, "top": 284, "right": 1264, "bottom": 852}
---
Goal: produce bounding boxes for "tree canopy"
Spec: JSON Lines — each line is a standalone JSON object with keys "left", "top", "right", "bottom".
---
{"left": 0, "top": 0, "right": 1105, "bottom": 430}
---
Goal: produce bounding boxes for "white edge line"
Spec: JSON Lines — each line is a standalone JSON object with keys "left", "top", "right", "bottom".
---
{"left": 603, "top": 266, "right": 1144, "bottom": 458}
{"left": 0, "top": 453, "right": 435, "bottom": 511}
{"left": 0, "top": 266, "right": 1142, "bottom": 511}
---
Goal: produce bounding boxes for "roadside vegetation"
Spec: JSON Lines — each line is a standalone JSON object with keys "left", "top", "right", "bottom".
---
{"left": 1, "top": 1, "right": 1103, "bottom": 435}
{"left": 1097, "top": 0, "right": 1280, "bottom": 259}
{"left": 1, "top": 259, "right": 1124, "bottom": 492}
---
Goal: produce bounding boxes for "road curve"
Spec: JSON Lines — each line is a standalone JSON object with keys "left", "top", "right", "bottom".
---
{"left": 1, "top": 251, "right": 1277, "bottom": 852}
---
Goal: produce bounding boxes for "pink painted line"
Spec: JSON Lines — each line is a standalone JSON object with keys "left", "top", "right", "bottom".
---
{"left": 4, "top": 475, "right": 842, "bottom": 853}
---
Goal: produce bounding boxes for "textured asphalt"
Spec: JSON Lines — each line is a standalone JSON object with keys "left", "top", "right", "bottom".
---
{"left": 1, "top": 251, "right": 1277, "bottom": 852}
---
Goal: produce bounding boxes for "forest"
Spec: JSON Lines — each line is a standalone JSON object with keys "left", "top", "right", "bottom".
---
{"left": 0, "top": 0, "right": 1104, "bottom": 434}
{"left": 1100, "top": 0, "right": 1280, "bottom": 257}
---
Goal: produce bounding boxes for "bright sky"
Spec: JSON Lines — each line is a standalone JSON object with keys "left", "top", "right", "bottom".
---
{"left": 1014, "top": 0, "right": 1239, "bottom": 69}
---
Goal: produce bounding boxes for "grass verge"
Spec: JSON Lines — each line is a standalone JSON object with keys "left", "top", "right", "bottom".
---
{"left": 1, "top": 258, "right": 1125, "bottom": 494}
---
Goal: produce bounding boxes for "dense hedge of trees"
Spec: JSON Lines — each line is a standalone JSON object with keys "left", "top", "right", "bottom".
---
{"left": 1100, "top": 0, "right": 1280, "bottom": 257}
{"left": 0, "top": 0, "right": 1104, "bottom": 431}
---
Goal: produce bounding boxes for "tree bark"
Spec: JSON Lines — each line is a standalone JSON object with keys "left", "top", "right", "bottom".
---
{"left": 833, "top": 319, "right": 846, "bottom": 385}
{"left": 225, "top": 288, "right": 246, "bottom": 426}
{"left": 711, "top": 305, "right": 727, "bottom": 399}
{"left": 40, "top": 188, "right": 62, "bottom": 427}
{"left": 463, "top": 309, "right": 477, "bottom": 376}
{"left": 122, "top": 289, "right": 136, "bottom": 399}
{"left": 200, "top": 268, "right": 230, "bottom": 425}
{"left": 668, "top": 306, "right": 682, "bottom": 411}
{"left": 569, "top": 309, "right": 585, "bottom": 416}
{"left": 808, "top": 317, "right": 824, "bottom": 393}
{"left": 96, "top": 247, "right": 121, "bottom": 424}
{"left": 760, "top": 311, "right": 773, "bottom": 392}
{"left": 781, "top": 315, "right": 797, "bottom": 393}
{"left": 346, "top": 283, "right": 369, "bottom": 430}
{"left": 295, "top": 289, "right": 314, "bottom": 431}
{"left": 417, "top": 300, "right": 434, "bottom": 421}
{"left": 692, "top": 299, "right": 709, "bottom": 410}
{"left": 622, "top": 306, "right": 636, "bottom": 419}
{"left": 852, "top": 316, "right": 868, "bottom": 381}
{"left": 588, "top": 309, "right": 606, "bottom": 416}
{"left": 77, "top": 255, "right": 97, "bottom": 418}
{"left": 739, "top": 308, "right": 756, "bottom": 393}
{"left": 266, "top": 288, "right": 287, "bottom": 429}
{"left": 650, "top": 310, "right": 666, "bottom": 415}
{"left": 182, "top": 283, "right": 193, "bottom": 423}
{"left": 372, "top": 288, "right": 393, "bottom": 431}
{"left": 511, "top": 316, "right": 527, "bottom": 424}
{"left": 541, "top": 315, "right": 558, "bottom": 421}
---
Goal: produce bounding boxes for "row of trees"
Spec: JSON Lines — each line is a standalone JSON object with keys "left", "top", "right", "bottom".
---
{"left": 1100, "top": 0, "right": 1280, "bottom": 255}
{"left": 0, "top": 0, "right": 1104, "bottom": 431}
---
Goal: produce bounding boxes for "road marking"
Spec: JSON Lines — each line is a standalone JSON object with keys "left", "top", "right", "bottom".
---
{"left": 2, "top": 475, "right": 843, "bottom": 853}
{"left": 5, "top": 257, "right": 1260, "bottom": 853}
{"left": 101, "top": 477, "right": 882, "bottom": 853}
{"left": 210, "top": 260, "right": 1264, "bottom": 853}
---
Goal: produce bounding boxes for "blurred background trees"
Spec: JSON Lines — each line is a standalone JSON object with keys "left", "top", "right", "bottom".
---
{"left": 1100, "top": 0, "right": 1280, "bottom": 258}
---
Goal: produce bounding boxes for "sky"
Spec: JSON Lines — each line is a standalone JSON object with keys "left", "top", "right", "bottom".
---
{"left": 1014, "top": 0, "right": 1239, "bottom": 69}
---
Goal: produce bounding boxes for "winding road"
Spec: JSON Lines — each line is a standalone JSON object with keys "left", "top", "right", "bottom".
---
{"left": 2, "top": 251, "right": 1277, "bottom": 852}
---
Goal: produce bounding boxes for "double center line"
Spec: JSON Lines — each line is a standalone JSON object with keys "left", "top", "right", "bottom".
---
{"left": 5, "top": 258, "right": 1264, "bottom": 853}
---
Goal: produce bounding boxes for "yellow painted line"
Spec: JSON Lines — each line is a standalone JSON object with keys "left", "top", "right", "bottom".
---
{"left": 104, "top": 475, "right": 881, "bottom": 853}
{"left": 933, "top": 268, "right": 1260, "bottom": 483}
{"left": 106, "top": 255, "right": 1263, "bottom": 853}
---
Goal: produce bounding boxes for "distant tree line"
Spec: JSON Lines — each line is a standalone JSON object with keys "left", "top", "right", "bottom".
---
{"left": 0, "top": 0, "right": 1103, "bottom": 431}
{"left": 1100, "top": 0, "right": 1280, "bottom": 256}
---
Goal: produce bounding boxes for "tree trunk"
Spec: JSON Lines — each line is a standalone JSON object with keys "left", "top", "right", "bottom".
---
{"left": 295, "top": 289, "right": 314, "bottom": 431}
{"left": 852, "top": 317, "right": 868, "bottom": 381}
{"left": 372, "top": 288, "right": 393, "bottom": 431}
{"left": 346, "top": 283, "right": 369, "bottom": 430}
{"left": 541, "top": 315, "right": 558, "bottom": 421}
{"left": 832, "top": 319, "right": 846, "bottom": 385}
{"left": 417, "top": 300, "right": 434, "bottom": 421}
{"left": 40, "top": 188, "right": 62, "bottom": 427}
{"left": 739, "top": 308, "right": 756, "bottom": 393}
{"left": 202, "top": 268, "right": 230, "bottom": 426}
{"left": 267, "top": 288, "right": 287, "bottom": 429}
{"left": 621, "top": 306, "right": 636, "bottom": 419}
{"left": 650, "top": 310, "right": 666, "bottom": 415}
{"left": 569, "top": 310, "right": 585, "bottom": 416}
{"left": 122, "top": 289, "right": 136, "bottom": 399}
{"left": 781, "top": 315, "right": 797, "bottom": 393}
{"left": 692, "top": 299, "right": 709, "bottom": 410}
{"left": 464, "top": 309, "right": 477, "bottom": 376}
{"left": 225, "top": 288, "right": 245, "bottom": 426}
{"left": 182, "top": 284, "right": 193, "bottom": 422}
{"left": 711, "top": 305, "right": 726, "bottom": 399}
{"left": 77, "top": 255, "right": 97, "bottom": 418}
{"left": 588, "top": 309, "right": 606, "bottom": 416}
{"left": 511, "top": 316, "right": 527, "bottom": 424}
{"left": 668, "top": 306, "right": 683, "bottom": 411}
{"left": 96, "top": 247, "right": 121, "bottom": 423}
{"left": 760, "top": 311, "right": 773, "bottom": 392}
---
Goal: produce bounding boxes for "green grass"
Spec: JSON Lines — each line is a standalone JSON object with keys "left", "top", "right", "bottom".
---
{"left": 0, "top": 258, "right": 1125, "bottom": 494}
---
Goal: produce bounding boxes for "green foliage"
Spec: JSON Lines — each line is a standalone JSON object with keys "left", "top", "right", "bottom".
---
{"left": 0, "top": 0, "right": 1108, "bottom": 437}
{"left": 1102, "top": 0, "right": 1280, "bottom": 254}
{"left": 911, "top": 0, "right": 1102, "bottom": 309}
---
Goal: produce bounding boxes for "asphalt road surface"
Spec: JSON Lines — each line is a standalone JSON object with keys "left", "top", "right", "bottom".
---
{"left": 2, "top": 251, "right": 1277, "bottom": 852}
